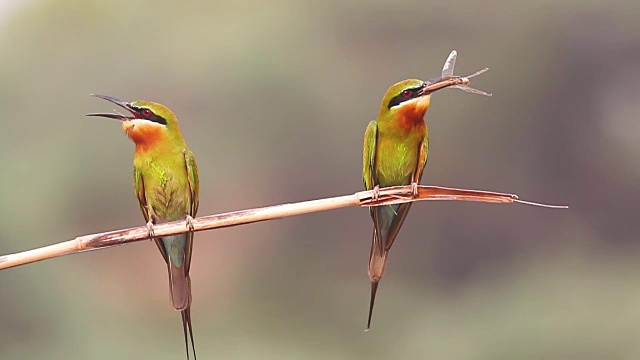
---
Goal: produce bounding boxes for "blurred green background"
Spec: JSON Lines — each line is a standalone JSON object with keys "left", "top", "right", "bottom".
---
{"left": 1, "top": 0, "right": 639, "bottom": 359}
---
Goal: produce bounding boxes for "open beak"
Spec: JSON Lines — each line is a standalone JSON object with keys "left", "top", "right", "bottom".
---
{"left": 86, "top": 94, "right": 139, "bottom": 120}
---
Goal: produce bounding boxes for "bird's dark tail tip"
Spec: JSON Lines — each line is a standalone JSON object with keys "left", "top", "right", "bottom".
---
{"left": 181, "top": 308, "right": 196, "bottom": 360}
{"left": 366, "top": 281, "right": 379, "bottom": 331}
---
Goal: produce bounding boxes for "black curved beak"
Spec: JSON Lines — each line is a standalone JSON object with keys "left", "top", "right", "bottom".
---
{"left": 415, "top": 81, "right": 434, "bottom": 96}
{"left": 420, "top": 77, "right": 461, "bottom": 95}
{"left": 86, "top": 94, "right": 138, "bottom": 120}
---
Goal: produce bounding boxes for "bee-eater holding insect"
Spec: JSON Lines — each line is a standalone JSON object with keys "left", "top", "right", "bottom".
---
{"left": 87, "top": 95, "right": 199, "bottom": 359}
{"left": 363, "top": 50, "right": 490, "bottom": 329}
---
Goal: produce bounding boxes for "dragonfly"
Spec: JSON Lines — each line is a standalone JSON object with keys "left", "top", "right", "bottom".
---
{"left": 423, "top": 50, "right": 492, "bottom": 96}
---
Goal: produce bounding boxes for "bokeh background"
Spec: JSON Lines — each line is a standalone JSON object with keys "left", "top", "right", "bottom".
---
{"left": 1, "top": 0, "right": 639, "bottom": 359}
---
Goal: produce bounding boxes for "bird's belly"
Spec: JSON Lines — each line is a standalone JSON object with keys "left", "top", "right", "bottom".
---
{"left": 375, "top": 141, "right": 419, "bottom": 187}
{"left": 140, "top": 165, "right": 190, "bottom": 222}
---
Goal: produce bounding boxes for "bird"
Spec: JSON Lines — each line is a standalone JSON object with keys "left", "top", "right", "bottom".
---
{"left": 363, "top": 51, "right": 490, "bottom": 329}
{"left": 88, "top": 94, "right": 200, "bottom": 359}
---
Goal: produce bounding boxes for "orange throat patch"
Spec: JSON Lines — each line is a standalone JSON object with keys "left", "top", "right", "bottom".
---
{"left": 396, "top": 95, "right": 430, "bottom": 130}
{"left": 122, "top": 120, "right": 165, "bottom": 153}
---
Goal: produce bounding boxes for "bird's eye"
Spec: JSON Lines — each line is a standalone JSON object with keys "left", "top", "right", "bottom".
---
{"left": 402, "top": 89, "right": 411, "bottom": 98}
{"left": 141, "top": 109, "right": 152, "bottom": 117}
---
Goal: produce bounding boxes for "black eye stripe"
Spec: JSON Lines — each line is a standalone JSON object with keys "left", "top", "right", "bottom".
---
{"left": 131, "top": 106, "right": 168, "bottom": 125}
{"left": 387, "top": 85, "right": 424, "bottom": 109}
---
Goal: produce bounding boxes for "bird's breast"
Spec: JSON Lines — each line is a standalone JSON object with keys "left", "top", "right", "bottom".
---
{"left": 136, "top": 158, "right": 190, "bottom": 222}
{"left": 375, "top": 136, "right": 421, "bottom": 187}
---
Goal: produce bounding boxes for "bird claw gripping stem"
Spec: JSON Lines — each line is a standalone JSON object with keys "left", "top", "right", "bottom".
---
{"left": 372, "top": 185, "right": 381, "bottom": 204}
{"left": 411, "top": 182, "right": 419, "bottom": 198}
{"left": 185, "top": 215, "right": 195, "bottom": 232}
{"left": 146, "top": 220, "right": 156, "bottom": 240}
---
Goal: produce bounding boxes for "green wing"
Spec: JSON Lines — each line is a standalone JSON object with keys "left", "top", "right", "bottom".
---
{"left": 184, "top": 149, "right": 199, "bottom": 217}
{"left": 363, "top": 120, "right": 378, "bottom": 191}
{"left": 362, "top": 120, "right": 386, "bottom": 254}
{"left": 183, "top": 149, "right": 199, "bottom": 274}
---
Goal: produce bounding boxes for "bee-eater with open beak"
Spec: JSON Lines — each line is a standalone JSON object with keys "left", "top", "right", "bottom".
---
{"left": 363, "top": 53, "right": 490, "bottom": 329}
{"left": 88, "top": 95, "right": 200, "bottom": 359}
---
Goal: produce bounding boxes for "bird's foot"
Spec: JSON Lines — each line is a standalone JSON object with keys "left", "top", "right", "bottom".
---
{"left": 185, "top": 215, "right": 195, "bottom": 232}
{"left": 372, "top": 185, "right": 380, "bottom": 204}
{"left": 146, "top": 220, "right": 156, "bottom": 240}
{"left": 411, "top": 182, "right": 419, "bottom": 198}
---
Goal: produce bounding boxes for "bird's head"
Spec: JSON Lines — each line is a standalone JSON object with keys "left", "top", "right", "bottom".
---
{"left": 379, "top": 79, "right": 432, "bottom": 122}
{"left": 87, "top": 94, "right": 184, "bottom": 148}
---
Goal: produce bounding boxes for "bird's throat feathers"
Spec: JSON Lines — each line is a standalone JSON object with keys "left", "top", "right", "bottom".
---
{"left": 391, "top": 95, "right": 431, "bottom": 131}
{"left": 122, "top": 119, "right": 168, "bottom": 154}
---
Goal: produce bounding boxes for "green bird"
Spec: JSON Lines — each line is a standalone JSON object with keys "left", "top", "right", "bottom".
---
{"left": 363, "top": 56, "right": 490, "bottom": 329}
{"left": 87, "top": 95, "right": 200, "bottom": 359}
{"left": 363, "top": 79, "right": 430, "bottom": 331}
